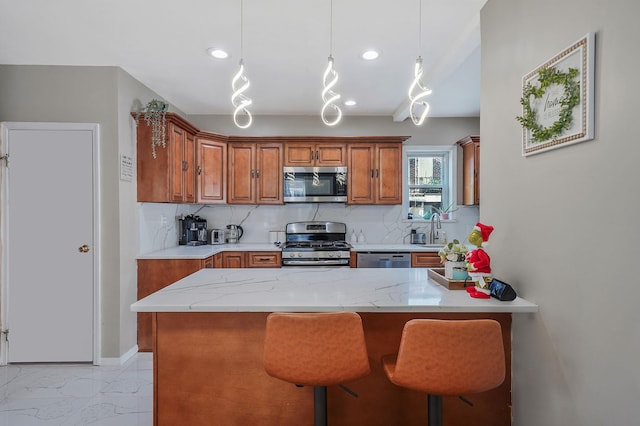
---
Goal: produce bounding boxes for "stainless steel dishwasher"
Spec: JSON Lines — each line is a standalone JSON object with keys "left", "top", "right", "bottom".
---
{"left": 356, "top": 252, "right": 411, "bottom": 268}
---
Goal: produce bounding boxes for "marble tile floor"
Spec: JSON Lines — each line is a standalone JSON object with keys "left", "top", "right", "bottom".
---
{"left": 0, "top": 352, "right": 153, "bottom": 426}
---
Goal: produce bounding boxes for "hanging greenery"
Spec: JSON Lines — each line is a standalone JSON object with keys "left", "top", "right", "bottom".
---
{"left": 516, "top": 66, "right": 580, "bottom": 144}
{"left": 136, "top": 99, "right": 169, "bottom": 158}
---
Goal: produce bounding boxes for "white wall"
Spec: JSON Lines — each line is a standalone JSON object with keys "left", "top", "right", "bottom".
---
{"left": 481, "top": 1, "right": 640, "bottom": 425}
{"left": 138, "top": 202, "right": 481, "bottom": 253}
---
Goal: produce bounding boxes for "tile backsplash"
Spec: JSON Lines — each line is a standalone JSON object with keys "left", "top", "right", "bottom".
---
{"left": 138, "top": 202, "right": 479, "bottom": 254}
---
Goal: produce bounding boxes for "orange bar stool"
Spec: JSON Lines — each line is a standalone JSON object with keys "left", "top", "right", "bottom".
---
{"left": 382, "top": 319, "right": 505, "bottom": 426}
{"left": 263, "top": 312, "right": 371, "bottom": 426}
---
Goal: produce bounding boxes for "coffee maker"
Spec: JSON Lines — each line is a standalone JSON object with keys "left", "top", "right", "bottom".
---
{"left": 179, "top": 215, "right": 208, "bottom": 246}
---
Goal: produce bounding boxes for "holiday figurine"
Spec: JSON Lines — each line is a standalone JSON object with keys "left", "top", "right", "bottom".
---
{"left": 465, "top": 222, "right": 494, "bottom": 288}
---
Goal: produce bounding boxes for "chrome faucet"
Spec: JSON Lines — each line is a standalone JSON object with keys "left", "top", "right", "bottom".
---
{"left": 430, "top": 213, "right": 441, "bottom": 244}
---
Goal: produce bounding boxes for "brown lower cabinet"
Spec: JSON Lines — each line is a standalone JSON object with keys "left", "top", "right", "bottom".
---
{"left": 350, "top": 252, "right": 441, "bottom": 268}
{"left": 152, "top": 311, "right": 512, "bottom": 425}
{"left": 138, "top": 252, "right": 282, "bottom": 350}
{"left": 411, "top": 252, "right": 441, "bottom": 267}
{"left": 216, "top": 251, "right": 282, "bottom": 268}
{"left": 137, "top": 257, "right": 213, "bottom": 352}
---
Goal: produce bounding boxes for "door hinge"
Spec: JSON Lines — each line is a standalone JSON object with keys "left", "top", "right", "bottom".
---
{"left": 1, "top": 329, "right": 8, "bottom": 342}
{"left": 0, "top": 154, "right": 8, "bottom": 167}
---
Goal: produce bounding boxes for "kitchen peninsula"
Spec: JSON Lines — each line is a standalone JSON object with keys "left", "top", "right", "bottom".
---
{"left": 131, "top": 268, "right": 537, "bottom": 426}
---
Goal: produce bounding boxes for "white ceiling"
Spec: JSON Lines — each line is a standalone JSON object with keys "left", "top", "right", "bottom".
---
{"left": 0, "top": 0, "right": 486, "bottom": 120}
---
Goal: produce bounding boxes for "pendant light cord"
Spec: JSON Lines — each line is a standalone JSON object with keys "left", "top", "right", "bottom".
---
{"left": 329, "top": 0, "right": 334, "bottom": 54}
{"left": 240, "top": 0, "right": 244, "bottom": 59}
{"left": 418, "top": 0, "right": 422, "bottom": 52}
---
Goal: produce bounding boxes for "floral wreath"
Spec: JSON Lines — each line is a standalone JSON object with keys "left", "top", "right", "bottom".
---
{"left": 516, "top": 66, "right": 580, "bottom": 143}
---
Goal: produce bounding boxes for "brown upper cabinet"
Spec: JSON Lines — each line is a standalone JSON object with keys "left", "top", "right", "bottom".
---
{"left": 227, "top": 142, "right": 283, "bottom": 204}
{"left": 135, "top": 114, "right": 409, "bottom": 205}
{"left": 136, "top": 113, "right": 198, "bottom": 203}
{"left": 348, "top": 141, "right": 403, "bottom": 205}
{"left": 196, "top": 133, "right": 227, "bottom": 204}
{"left": 284, "top": 142, "right": 346, "bottom": 167}
{"left": 458, "top": 135, "right": 480, "bottom": 206}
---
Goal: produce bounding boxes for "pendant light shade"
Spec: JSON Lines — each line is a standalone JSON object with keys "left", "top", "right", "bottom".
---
{"left": 409, "top": 56, "right": 432, "bottom": 126}
{"left": 232, "top": 59, "right": 253, "bottom": 129}
{"left": 321, "top": 55, "right": 342, "bottom": 126}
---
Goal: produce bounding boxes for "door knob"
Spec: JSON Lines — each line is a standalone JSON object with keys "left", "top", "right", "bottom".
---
{"left": 78, "top": 244, "right": 90, "bottom": 253}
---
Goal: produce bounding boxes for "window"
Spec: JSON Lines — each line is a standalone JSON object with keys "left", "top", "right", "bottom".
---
{"left": 404, "top": 147, "right": 455, "bottom": 220}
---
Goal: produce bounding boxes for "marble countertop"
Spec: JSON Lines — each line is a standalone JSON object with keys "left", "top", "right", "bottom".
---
{"left": 130, "top": 267, "right": 538, "bottom": 314}
{"left": 137, "top": 243, "right": 442, "bottom": 260}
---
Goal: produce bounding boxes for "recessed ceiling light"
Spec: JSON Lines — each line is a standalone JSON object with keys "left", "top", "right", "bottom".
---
{"left": 207, "top": 47, "right": 230, "bottom": 59}
{"left": 344, "top": 99, "right": 357, "bottom": 106}
{"left": 361, "top": 50, "right": 379, "bottom": 60}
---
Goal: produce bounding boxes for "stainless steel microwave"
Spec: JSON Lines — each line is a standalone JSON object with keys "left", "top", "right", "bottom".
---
{"left": 283, "top": 166, "right": 347, "bottom": 203}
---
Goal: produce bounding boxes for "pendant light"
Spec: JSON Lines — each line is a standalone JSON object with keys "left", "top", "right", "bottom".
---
{"left": 231, "top": 0, "right": 253, "bottom": 129}
{"left": 321, "top": 0, "right": 342, "bottom": 126}
{"left": 408, "top": 0, "right": 432, "bottom": 126}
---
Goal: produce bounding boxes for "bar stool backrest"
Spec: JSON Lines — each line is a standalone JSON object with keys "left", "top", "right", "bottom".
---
{"left": 264, "top": 312, "right": 370, "bottom": 386}
{"left": 389, "top": 319, "right": 505, "bottom": 395}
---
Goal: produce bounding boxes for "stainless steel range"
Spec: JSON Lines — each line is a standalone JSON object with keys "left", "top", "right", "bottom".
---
{"left": 281, "top": 221, "right": 352, "bottom": 266}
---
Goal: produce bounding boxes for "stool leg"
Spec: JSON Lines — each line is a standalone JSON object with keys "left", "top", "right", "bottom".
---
{"left": 427, "top": 394, "right": 443, "bottom": 426}
{"left": 314, "top": 386, "right": 327, "bottom": 426}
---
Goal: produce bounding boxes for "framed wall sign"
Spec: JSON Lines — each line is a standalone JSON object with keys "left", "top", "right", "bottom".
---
{"left": 517, "top": 32, "right": 595, "bottom": 156}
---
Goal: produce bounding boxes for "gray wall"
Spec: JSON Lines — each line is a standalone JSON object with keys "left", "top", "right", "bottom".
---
{"left": 0, "top": 64, "right": 182, "bottom": 359}
{"left": 481, "top": 1, "right": 639, "bottom": 425}
{"left": 0, "top": 65, "right": 124, "bottom": 358}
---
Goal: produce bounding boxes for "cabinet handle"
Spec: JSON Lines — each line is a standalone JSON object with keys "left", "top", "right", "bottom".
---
{"left": 256, "top": 169, "right": 260, "bottom": 178}
{"left": 376, "top": 169, "right": 379, "bottom": 178}
{"left": 315, "top": 150, "right": 319, "bottom": 160}
{"left": 251, "top": 169, "right": 255, "bottom": 178}
{"left": 371, "top": 169, "right": 375, "bottom": 178}
{"left": 182, "top": 160, "right": 188, "bottom": 172}
{"left": 197, "top": 165, "right": 202, "bottom": 175}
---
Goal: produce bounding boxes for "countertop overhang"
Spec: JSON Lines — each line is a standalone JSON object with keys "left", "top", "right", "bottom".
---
{"left": 131, "top": 267, "right": 538, "bottom": 314}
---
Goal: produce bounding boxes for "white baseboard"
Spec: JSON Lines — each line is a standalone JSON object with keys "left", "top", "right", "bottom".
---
{"left": 98, "top": 344, "right": 139, "bottom": 366}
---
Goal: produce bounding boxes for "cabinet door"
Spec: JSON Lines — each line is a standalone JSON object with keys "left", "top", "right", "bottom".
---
{"left": 376, "top": 143, "right": 402, "bottom": 204}
{"left": 284, "top": 143, "right": 346, "bottom": 166}
{"left": 256, "top": 143, "right": 283, "bottom": 204}
{"left": 201, "top": 256, "right": 214, "bottom": 269}
{"left": 222, "top": 252, "right": 245, "bottom": 268}
{"left": 284, "top": 143, "right": 314, "bottom": 166}
{"left": 184, "top": 131, "right": 196, "bottom": 203}
{"left": 316, "top": 144, "right": 346, "bottom": 166}
{"left": 169, "top": 124, "right": 186, "bottom": 202}
{"left": 228, "top": 144, "right": 255, "bottom": 204}
{"left": 247, "top": 252, "right": 282, "bottom": 268}
{"left": 197, "top": 138, "right": 227, "bottom": 203}
{"left": 473, "top": 143, "right": 480, "bottom": 205}
{"left": 461, "top": 140, "right": 479, "bottom": 206}
{"left": 347, "top": 144, "right": 375, "bottom": 204}
{"left": 411, "top": 252, "right": 441, "bottom": 268}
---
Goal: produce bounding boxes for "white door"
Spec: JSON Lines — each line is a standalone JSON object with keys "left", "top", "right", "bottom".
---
{"left": 1, "top": 122, "right": 99, "bottom": 363}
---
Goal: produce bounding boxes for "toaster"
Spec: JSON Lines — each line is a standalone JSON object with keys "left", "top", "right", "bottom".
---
{"left": 210, "top": 229, "right": 226, "bottom": 245}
